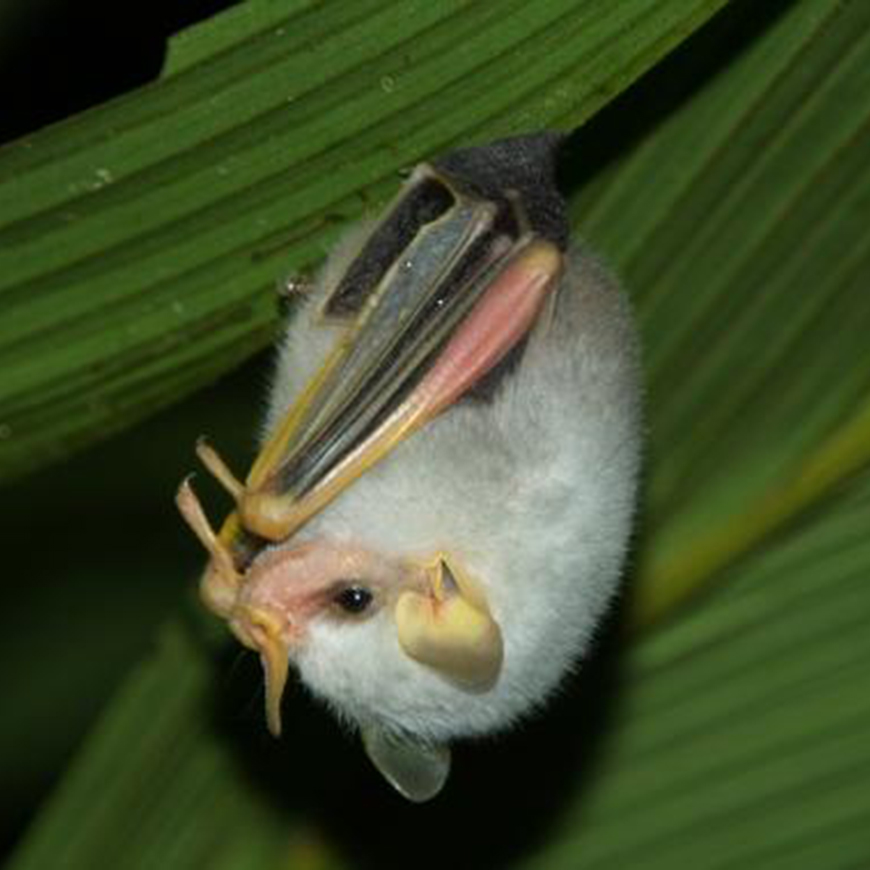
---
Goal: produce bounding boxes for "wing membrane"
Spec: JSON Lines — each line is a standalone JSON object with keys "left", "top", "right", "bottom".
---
{"left": 206, "top": 137, "right": 566, "bottom": 558}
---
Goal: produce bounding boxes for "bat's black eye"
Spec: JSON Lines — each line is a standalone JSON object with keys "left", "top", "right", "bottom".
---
{"left": 333, "top": 584, "right": 374, "bottom": 615}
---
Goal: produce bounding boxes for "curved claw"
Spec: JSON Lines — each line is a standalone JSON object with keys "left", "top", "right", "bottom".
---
{"left": 261, "top": 634, "right": 290, "bottom": 737}
{"left": 231, "top": 606, "right": 291, "bottom": 737}
{"left": 195, "top": 437, "right": 244, "bottom": 500}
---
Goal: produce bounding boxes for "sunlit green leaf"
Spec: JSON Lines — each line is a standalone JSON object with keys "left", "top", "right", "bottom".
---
{"left": 520, "top": 469, "right": 870, "bottom": 867}
{"left": 575, "top": 0, "right": 870, "bottom": 621}
{"left": 0, "top": 0, "right": 726, "bottom": 482}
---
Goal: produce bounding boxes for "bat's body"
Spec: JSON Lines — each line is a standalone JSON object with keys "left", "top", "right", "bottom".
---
{"left": 269, "top": 238, "right": 640, "bottom": 738}
{"left": 178, "top": 134, "right": 642, "bottom": 800}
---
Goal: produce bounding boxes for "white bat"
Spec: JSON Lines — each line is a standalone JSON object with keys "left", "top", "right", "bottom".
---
{"left": 177, "top": 132, "right": 642, "bottom": 802}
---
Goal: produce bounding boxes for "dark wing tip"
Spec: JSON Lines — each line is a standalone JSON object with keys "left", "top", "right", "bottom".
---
{"left": 432, "top": 131, "right": 569, "bottom": 250}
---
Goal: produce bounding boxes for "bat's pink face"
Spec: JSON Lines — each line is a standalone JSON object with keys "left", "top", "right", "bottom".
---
{"left": 229, "top": 541, "right": 410, "bottom": 650}
{"left": 214, "top": 539, "right": 420, "bottom": 735}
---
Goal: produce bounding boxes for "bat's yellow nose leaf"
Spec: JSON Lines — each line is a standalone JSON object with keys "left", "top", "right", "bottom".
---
{"left": 396, "top": 571, "right": 503, "bottom": 691}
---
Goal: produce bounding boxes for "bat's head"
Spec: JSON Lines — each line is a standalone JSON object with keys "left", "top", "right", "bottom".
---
{"left": 225, "top": 540, "right": 396, "bottom": 735}
{"left": 222, "top": 534, "right": 503, "bottom": 740}
{"left": 226, "top": 539, "right": 405, "bottom": 736}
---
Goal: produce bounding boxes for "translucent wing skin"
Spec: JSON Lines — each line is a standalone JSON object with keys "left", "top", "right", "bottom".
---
{"left": 188, "top": 133, "right": 569, "bottom": 592}
{"left": 361, "top": 725, "right": 451, "bottom": 803}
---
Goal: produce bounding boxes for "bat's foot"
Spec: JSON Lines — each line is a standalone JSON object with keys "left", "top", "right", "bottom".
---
{"left": 176, "top": 476, "right": 241, "bottom": 617}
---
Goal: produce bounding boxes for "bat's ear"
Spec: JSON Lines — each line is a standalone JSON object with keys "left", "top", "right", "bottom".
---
{"left": 395, "top": 558, "right": 503, "bottom": 691}
{"left": 362, "top": 725, "right": 451, "bottom": 802}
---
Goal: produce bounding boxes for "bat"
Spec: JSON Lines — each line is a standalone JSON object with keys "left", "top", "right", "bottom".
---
{"left": 177, "top": 132, "right": 642, "bottom": 802}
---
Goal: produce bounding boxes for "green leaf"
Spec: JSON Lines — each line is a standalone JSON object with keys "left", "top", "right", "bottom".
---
{"left": 577, "top": 0, "right": 870, "bottom": 622}
{"left": 519, "top": 469, "right": 870, "bottom": 868}
{"left": 7, "top": 624, "right": 306, "bottom": 870}
{"left": 9, "top": 0, "right": 870, "bottom": 868}
{"left": 0, "top": 0, "right": 727, "bottom": 482}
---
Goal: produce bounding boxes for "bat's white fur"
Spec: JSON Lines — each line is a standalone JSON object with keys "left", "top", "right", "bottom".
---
{"left": 262, "top": 227, "right": 643, "bottom": 744}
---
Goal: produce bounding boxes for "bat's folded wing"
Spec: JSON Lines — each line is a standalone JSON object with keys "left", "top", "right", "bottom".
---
{"left": 228, "top": 161, "right": 564, "bottom": 552}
